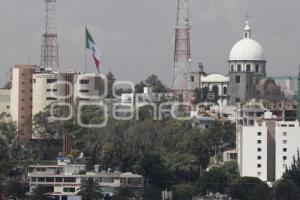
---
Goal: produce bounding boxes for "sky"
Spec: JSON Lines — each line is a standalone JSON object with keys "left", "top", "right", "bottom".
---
{"left": 0, "top": 0, "right": 300, "bottom": 87}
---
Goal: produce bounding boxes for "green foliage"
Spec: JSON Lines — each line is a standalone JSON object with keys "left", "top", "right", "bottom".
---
{"left": 78, "top": 178, "right": 103, "bottom": 200}
{"left": 112, "top": 187, "right": 135, "bottom": 200}
{"left": 4, "top": 179, "right": 27, "bottom": 200}
{"left": 30, "top": 186, "right": 51, "bottom": 200}
{"left": 135, "top": 74, "right": 168, "bottom": 93}
{"left": 283, "top": 150, "right": 300, "bottom": 187}
{"left": 173, "top": 184, "right": 197, "bottom": 200}
{"left": 142, "top": 184, "right": 162, "bottom": 200}
{"left": 198, "top": 167, "right": 228, "bottom": 195}
{"left": 274, "top": 179, "right": 300, "bottom": 200}
{"left": 229, "top": 177, "right": 270, "bottom": 200}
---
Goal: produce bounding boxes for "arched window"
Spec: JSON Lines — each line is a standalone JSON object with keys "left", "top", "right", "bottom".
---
{"left": 255, "top": 65, "right": 259, "bottom": 73}
{"left": 246, "top": 64, "right": 251, "bottom": 72}
{"left": 223, "top": 87, "right": 227, "bottom": 95}
{"left": 212, "top": 85, "right": 219, "bottom": 97}
{"left": 237, "top": 64, "right": 241, "bottom": 72}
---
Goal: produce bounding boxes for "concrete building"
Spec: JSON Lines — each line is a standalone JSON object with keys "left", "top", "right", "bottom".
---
{"left": 28, "top": 163, "right": 144, "bottom": 200}
{"left": 237, "top": 101, "right": 300, "bottom": 182}
{"left": 10, "top": 65, "right": 37, "bottom": 145}
{"left": 228, "top": 21, "right": 267, "bottom": 105}
{"left": 0, "top": 89, "right": 10, "bottom": 116}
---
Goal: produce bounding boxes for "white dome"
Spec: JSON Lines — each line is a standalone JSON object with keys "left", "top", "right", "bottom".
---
{"left": 229, "top": 21, "right": 266, "bottom": 61}
{"left": 229, "top": 38, "right": 265, "bottom": 61}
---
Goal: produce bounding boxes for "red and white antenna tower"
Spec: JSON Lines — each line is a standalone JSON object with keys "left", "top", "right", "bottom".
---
{"left": 172, "top": 0, "right": 192, "bottom": 94}
{"left": 40, "top": 0, "right": 59, "bottom": 70}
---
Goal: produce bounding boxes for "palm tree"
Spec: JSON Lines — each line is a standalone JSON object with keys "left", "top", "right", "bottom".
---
{"left": 78, "top": 178, "right": 103, "bottom": 200}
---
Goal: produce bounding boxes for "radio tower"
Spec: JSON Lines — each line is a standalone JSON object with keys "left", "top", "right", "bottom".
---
{"left": 40, "top": 0, "right": 59, "bottom": 70}
{"left": 172, "top": 0, "right": 192, "bottom": 100}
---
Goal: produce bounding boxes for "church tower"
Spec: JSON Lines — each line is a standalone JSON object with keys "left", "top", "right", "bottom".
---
{"left": 228, "top": 20, "right": 267, "bottom": 105}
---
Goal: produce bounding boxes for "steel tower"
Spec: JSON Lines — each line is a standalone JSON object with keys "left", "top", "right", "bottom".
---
{"left": 40, "top": 0, "right": 59, "bottom": 70}
{"left": 172, "top": 0, "right": 192, "bottom": 97}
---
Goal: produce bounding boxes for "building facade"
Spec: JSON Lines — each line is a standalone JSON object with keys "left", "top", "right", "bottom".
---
{"left": 28, "top": 163, "right": 144, "bottom": 200}
{"left": 10, "top": 65, "right": 37, "bottom": 145}
{"left": 237, "top": 101, "right": 300, "bottom": 182}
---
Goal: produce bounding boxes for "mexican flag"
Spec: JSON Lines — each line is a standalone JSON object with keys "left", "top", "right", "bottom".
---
{"left": 85, "top": 27, "right": 101, "bottom": 72}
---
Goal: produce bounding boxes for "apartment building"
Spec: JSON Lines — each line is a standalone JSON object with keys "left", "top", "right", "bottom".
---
{"left": 28, "top": 163, "right": 144, "bottom": 200}
{"left": 10, "top": 65, "right": 37, "bottom": 145}
{"left": 237, "top": 100, "right": 300, "bottom": 181}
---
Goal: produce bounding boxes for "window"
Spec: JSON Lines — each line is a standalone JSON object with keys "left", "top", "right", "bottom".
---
{"left": 257, "top": 172, "right": 262, "bottom": 176}
{"left": 37, "top": 177, "right": 45, "bottom": 182}
{"left": 283, "top": 148, "right": 287, "bottom": 152}
{"left": 190, "top": 76, "right": 194, "bottom": 82}
{"left": 31, "top": 177, "right": 37, "bottom": 182}
{"left": 37, "top": 168, "right": 46, "bottom": 172}
{"left": 257, "top": 156, "right": 261, "bottom": 160}
{"left": 257, "top": 132, "right": 262, "bottom": 136}
{"left": 257, "top": 140, "right": 262, "bottom": 144}
{"left": 235, "top": 98, "right": 240, "bottom": 103}
{"left": 33, "top": 79, "right": 36, "bottom": 83}
{"left": 80, "top": 90, "right": 89, "bottom": 93}
{"left": 283, "top": 132, "right": 287, "bottom": 137}
{"left": 64, "top": 177, "right": 76, "bottom": 183}
{"left": 47, "top": 79, "right": 57, "bottom": 84}
{"left": 46, "top": 177, "right": 54, "bottom": 182}
{"left": 255, "top": 65, "right": 259, "bottom": 72}
{"left": 237, "top": 64, "right": 241, "bottom": 72}
{"left": 46, "top": 97, "right": 57, "bottom": 101}
{"left": 55, "top": 177, "right": 62, "bottom": 182}
{"left": 80, "top": 80, "right": 89, "bottom": 84}
{"left": 63, "top": 187, "right": 75, "bottom": 193}
{"left": 257, "top": 148, "right": 262, "bottom": 152}
{"left": 283, "top": 156, "right": 287, "bottom": 161}
{"left": 283, "top": 140, "right": 287, "bottom": 144}
{"left": 223, "top": 87, "right": 227, "bottom": 95}
{"left": 257, "top": 164, "right": 261, "bottom": 168}
{"left": 246, "top": 64, "right": 251, "bottom": 72}
{"left": 235, "top": 76, "right": 240, "bottom": 83}
{"left": 231, "top": 65, "right": 234, "bottom": 72}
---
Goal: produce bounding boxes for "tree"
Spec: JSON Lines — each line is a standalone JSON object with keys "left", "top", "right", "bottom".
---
{"left": 198, "top": 167, "right": 228, "bottom": 195}
{"left": 229, "top": 177, "right": 270, "bottom": 200}
{"left": 273, "top": 179, "right": 300, "bottom": 200}
{"left": 30, "top": 186, "right": 51, "bottom": 200}
{"left": 145, "top": 74, "right": 168, "bottom": 93}
{"left": 4, "top": 179, "right": 27, "bottom": 200}
{"left": 78, "top": 178, "right": 103, "bottom": 200}
{"left": 173, "top": 184, "right": 197, "bottom": 200}
{"left": 283, "top": 150, "right": 300, "bottom": 187}
{"left": 142, "top": 184, "right": 161, "bottom": 200}
{"left": 112, "top": 187, "right": 135, "bottom": 200}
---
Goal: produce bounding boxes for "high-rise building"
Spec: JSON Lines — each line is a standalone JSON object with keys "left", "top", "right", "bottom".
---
{"left": 10, "top": 65, "right": 37, "bottom": 145}
{"left": 237, "top": 101, "right": 300, "bottom": 182}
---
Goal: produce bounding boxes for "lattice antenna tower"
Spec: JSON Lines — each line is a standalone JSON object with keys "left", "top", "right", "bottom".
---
{"left": 172, "top": 0, "right": 192, "bottom": 91}
{"left": 40, "top": 0, "right": 59, "bottom": 70}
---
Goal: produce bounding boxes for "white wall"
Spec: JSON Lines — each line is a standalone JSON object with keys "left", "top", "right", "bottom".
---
{"left": 240, "top": 124, "right": 268, "bottom": 181}
{"left": 275, "top": 121, "right": 300, "bottom": 180}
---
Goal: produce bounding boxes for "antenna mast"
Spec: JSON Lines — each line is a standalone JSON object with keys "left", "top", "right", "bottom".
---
{"left": 40, "top": 0, "right": 59, "bottom": 71}
{"left": 172, "top": 0, "right": 192, "bottom": 99}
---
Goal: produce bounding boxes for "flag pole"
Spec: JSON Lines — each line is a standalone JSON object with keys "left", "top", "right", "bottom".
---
{"left": 84, "top": 23, "right": 87, "bottom": 73}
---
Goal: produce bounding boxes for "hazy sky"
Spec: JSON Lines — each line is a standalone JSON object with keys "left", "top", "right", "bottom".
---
{"left": 0, "top": 0, "right": 299, "bottom": 86}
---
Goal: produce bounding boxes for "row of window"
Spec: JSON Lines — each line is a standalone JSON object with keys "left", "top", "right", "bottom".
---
{"left": 230, "top": 64, "right": 261, "bottom": 73}
{"left": 31, "top": 177, "right": 76, "bottom": 183}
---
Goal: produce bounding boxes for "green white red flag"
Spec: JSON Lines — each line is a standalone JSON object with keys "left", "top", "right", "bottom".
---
{"left": 85, "top": 27, "right": 101, "bottom": 72}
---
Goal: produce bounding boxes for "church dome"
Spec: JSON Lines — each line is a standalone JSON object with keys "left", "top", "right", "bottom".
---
{"left": 229, "top": 21, "right": 265, "bottom": 61}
